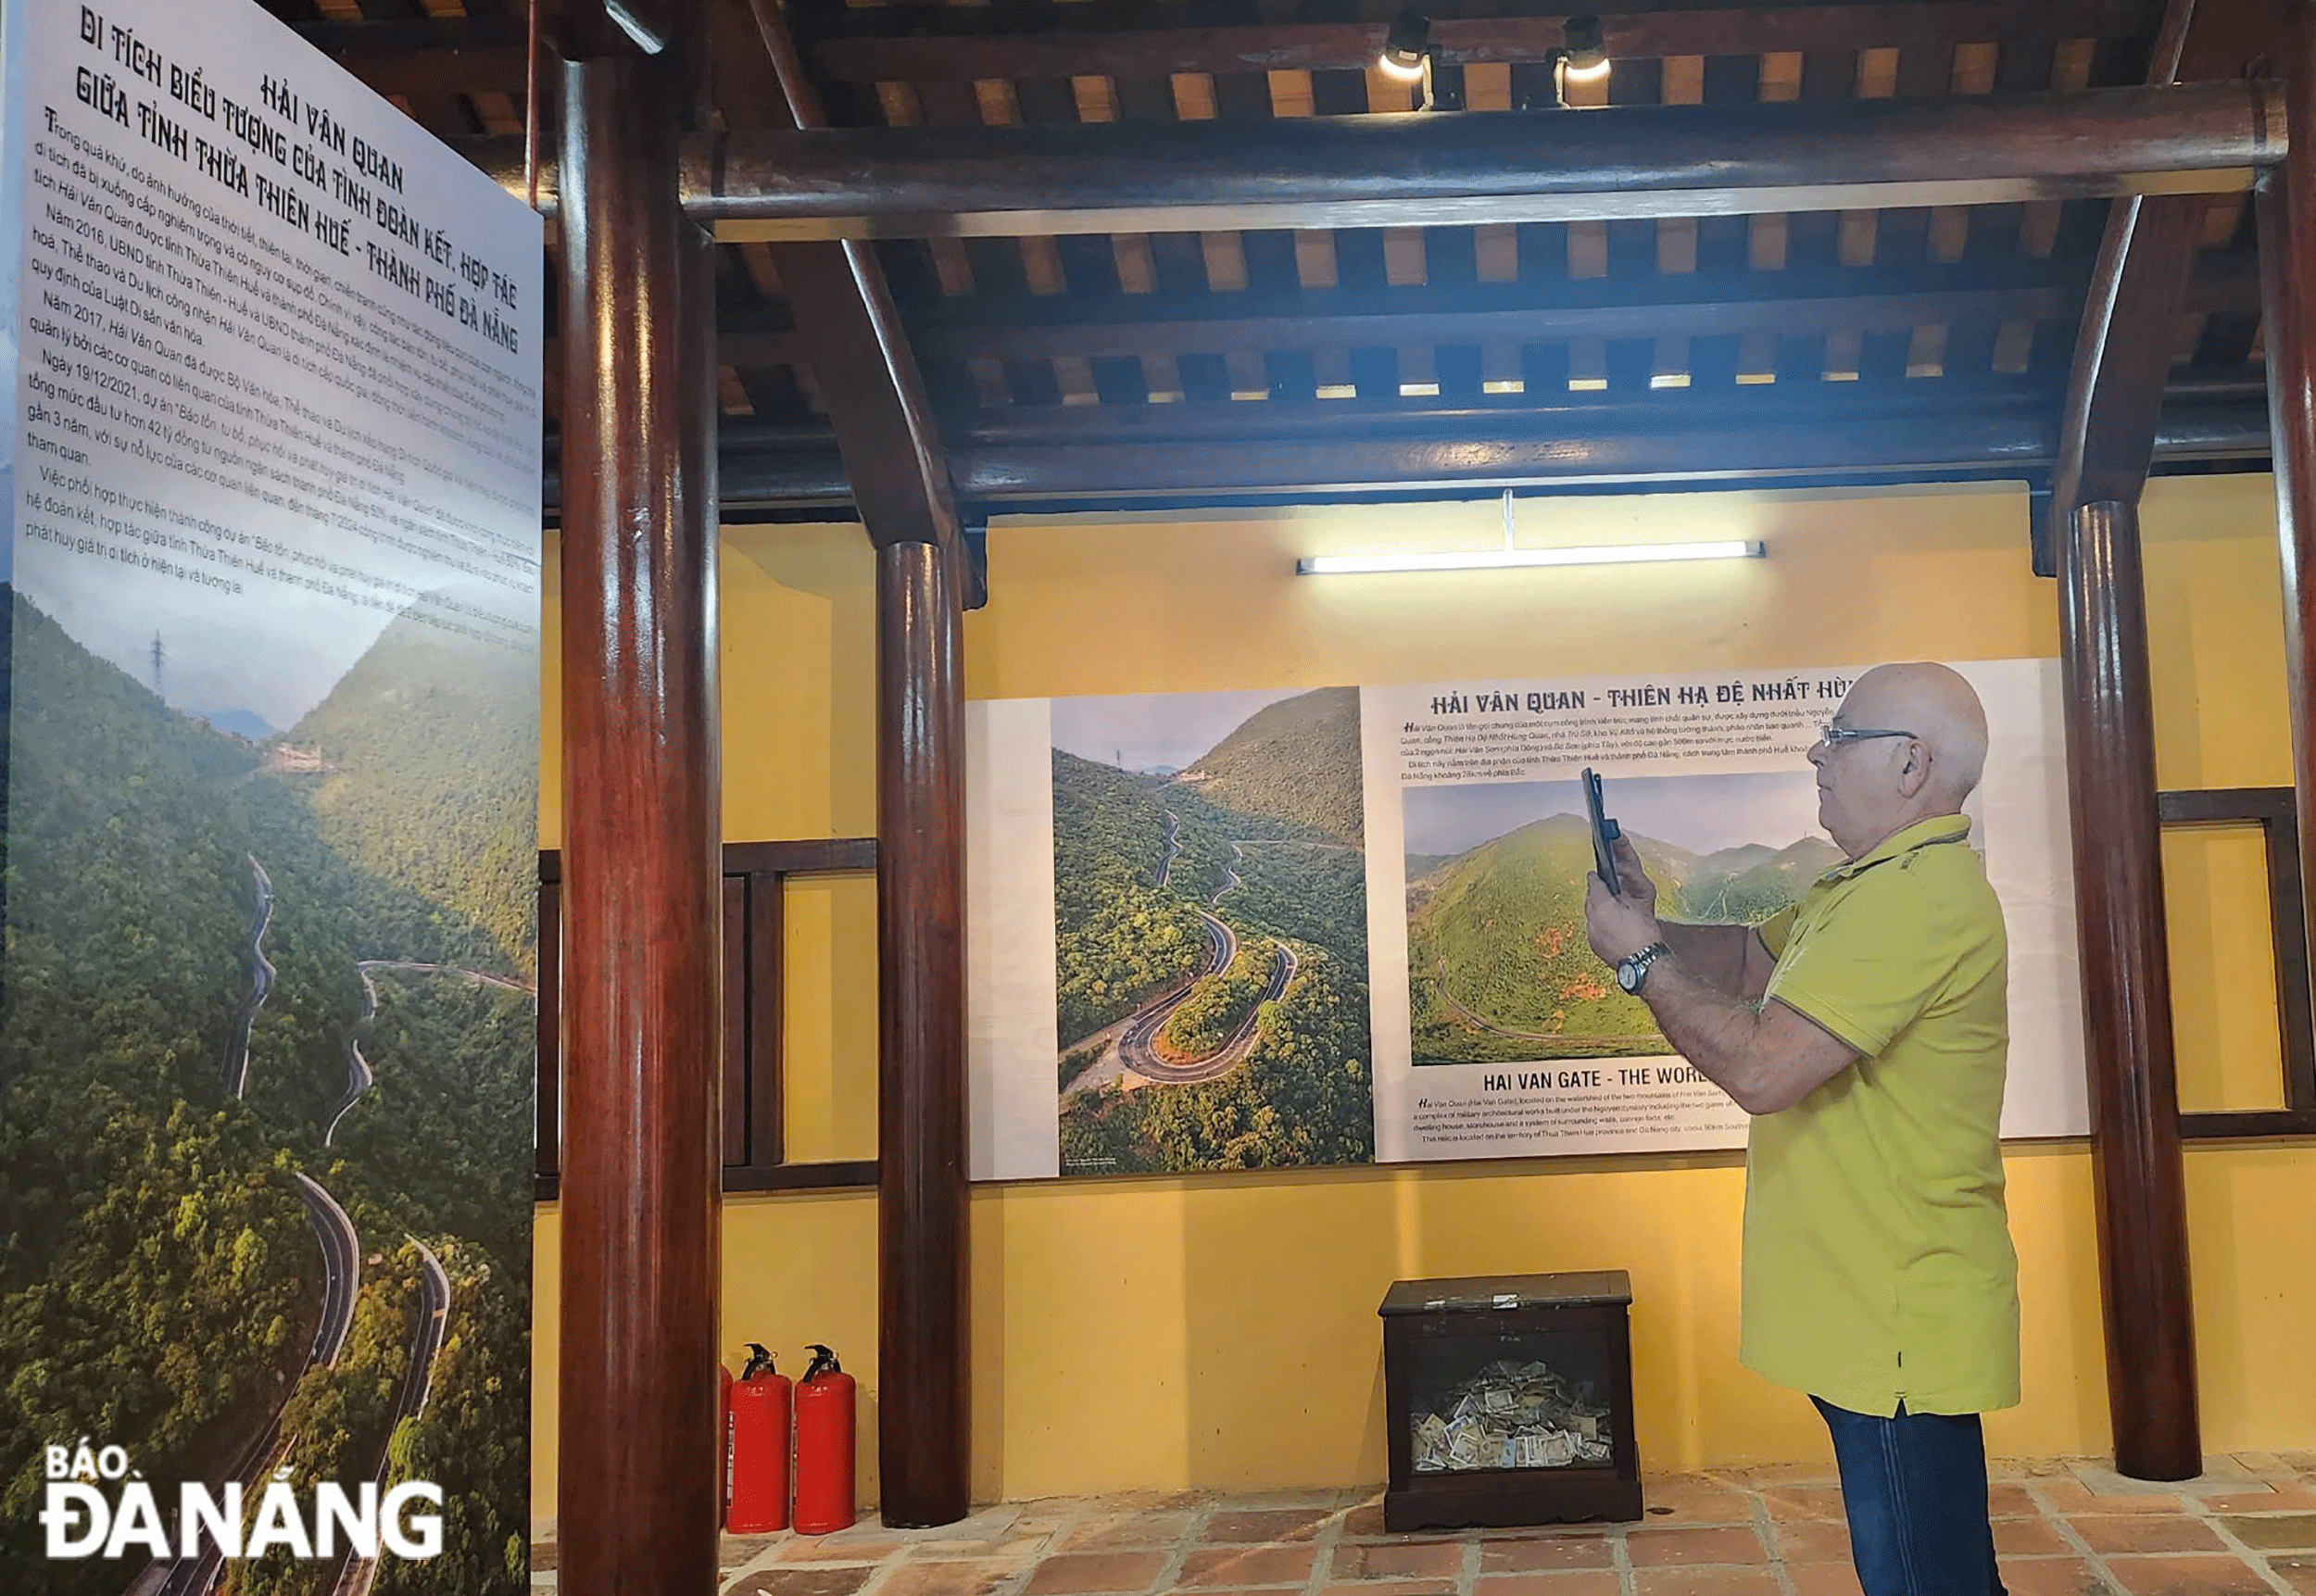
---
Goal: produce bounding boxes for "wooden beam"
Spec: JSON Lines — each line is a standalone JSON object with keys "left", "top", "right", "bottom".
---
{"left": 809, "top": 2, "right": 2157, "bottom": 85}
{"left": 683, "top": 254, "right": 2259, "bottom": 371}
{"left": 684, "top": 82, "right": 2280, "bottom": 240}
{"left": 678, "top": 390, "right": 2268, "bottom": 505}
{"left": 554, "top": 33, "right": 726, "bottom": 1596}
{"left": 719, "top": 0, "right": 967, "bottom": 558}
{"left": 2261, "top": 0, "right": 2316, "bottom": 1132}
{"left": 451, "top": 81, "right": 2285, "bottom": 232}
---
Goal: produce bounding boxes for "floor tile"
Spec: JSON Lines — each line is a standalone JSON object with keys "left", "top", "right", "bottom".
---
{"left": 1177, "top": 1546, "right": 1318, "bottom": 1587}
{"left": 2216, "top": 1513, "right": 2316, "bottom": 1551}
{"left": 723, "top": 1535, "right": 786, "bottom": 1568}
{"left": 1313, "top": 1583, "right": 1458, "bottom": 1596}
{"left": 1479, "top": 1537, "right": 1614, "bottom": 1574}
{"left": 777, "top": 1537, "right": 905, "bottom": 1565}
{"left": 1062, "top": 1513, "right": 1196, "bottom": 1552}
{"left": 2039, "top": 1483, "right": 2187, "bottom": 1516}
{"left": 1021, "top": 1551, "right": 1172, "bottom": 1595}
{"left": 1785, "top": 1565, "right": 1865, "bottom": 1596}
{"left": 1630, "top": 1570, "right": 1781, "bottom": 1595}
{"left": 724, "top": 1570, "right": 880, "bottom": 1596}
{"left": 2067, "top": 1516, "right": 2224, "bottom": 1555}
{"left": 1203, "top": 1510, "right": 1330, "bottom": 1544}
{"left": 2271, "top": 1553, "right": 2316, "bottom": 1594}
{"left": 1333, "top": 1542, "right": 1466, "bottom": 1580}
{"left": 1996, "top": 1560, "right": 2118, "bottom": 1596}
{"left": 1627, "top": 1526, "right": 1768, "bottom": 1567}
{"left": 2102, "top": 1555, "right": 2274, "bottom": 1595}
{"left": 1474, "top": 1576, "right": 1621, "bottom": 1596}
{"left": 1989, "top": 1485, "right": 2042, "bottom": 1518}
{"left": 1773, "top": 1521, "right": 1851, "bottom": 1564}
{"left": 1761, "top": 1485, "right": 1846, "bottom": 1522}
{"left": 1643, "top": 1481, "right": 1756, "bottom": 1524}
{"left": 876, "top": 1561, "right": 1023, "bottom": 1596}
{"left": 1994, "top": 1518, "right": 2073, "bottom": 1557}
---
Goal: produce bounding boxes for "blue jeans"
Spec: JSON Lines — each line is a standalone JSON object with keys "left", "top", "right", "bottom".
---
{"left": 1813, "top": 1397, "right": 2006, "bottom": 1596}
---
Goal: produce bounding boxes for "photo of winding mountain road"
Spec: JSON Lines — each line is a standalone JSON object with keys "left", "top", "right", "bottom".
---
{"left": 1064, "top": 821, "right": 1303, "bottom": 1096}
{"left": 1050, "top": 685, "right": 1377, "bottom": 1174}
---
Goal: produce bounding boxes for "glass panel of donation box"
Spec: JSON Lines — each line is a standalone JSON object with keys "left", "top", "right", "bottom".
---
{"left": 1408, "top": 1333, "right": 1617, "bottom": 1474}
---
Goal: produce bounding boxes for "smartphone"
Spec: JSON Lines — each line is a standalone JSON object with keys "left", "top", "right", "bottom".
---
{"left": 1582, "top": 767, "right": 1621, "bottom": 898}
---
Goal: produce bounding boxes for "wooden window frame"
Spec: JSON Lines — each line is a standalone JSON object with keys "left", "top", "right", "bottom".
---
{"left": 535, "top": 839, "right": 882, "bottom": 1200}
{"left": 2159, "top": 787, "right": 2316, "bottom": 1139}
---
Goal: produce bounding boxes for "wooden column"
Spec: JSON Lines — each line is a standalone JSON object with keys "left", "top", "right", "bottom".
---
{"left": 2054, "top": 499, "right": 2201, "bottom": 1479}
{"left": 555, "top": 25, "right": 725, "bottom": 1594}
{"left": 2261, "top": 1, "right": 2316, "bottom": 1023}
{"left": 876, "top": 536, "right": 971, "bottom": 1527}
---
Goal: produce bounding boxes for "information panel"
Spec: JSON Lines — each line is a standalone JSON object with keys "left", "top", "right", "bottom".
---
{"left": 966, "top": 660, "right": 2088, "bottom": 1182}
{"left": 3, "top": 0, "right": 542, "bottom": 1590}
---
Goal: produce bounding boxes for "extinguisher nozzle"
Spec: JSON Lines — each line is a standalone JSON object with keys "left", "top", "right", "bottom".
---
{"left": 803, "top": 1343, "right": 842, "bottom": 1381}
{"left": 743, "top": 1343, "right": 776, "bottom": 1380}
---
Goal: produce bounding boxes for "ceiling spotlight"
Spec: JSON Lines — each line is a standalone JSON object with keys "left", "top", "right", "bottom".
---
{"left": 1560, "top": 13, "right": 1610, "bottom": 82}
{"left": 1378, "top": 11, "right": 1431, "bottom": 82}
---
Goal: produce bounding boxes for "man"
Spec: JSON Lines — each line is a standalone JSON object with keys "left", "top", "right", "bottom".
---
{"left": 1581, "top": 662, "right": 2018, "bottom": 1596}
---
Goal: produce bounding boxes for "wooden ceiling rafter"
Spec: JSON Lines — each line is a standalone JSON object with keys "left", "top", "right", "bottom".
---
{"left": 266, "top": 0, "right": 2296, "bottom": 510}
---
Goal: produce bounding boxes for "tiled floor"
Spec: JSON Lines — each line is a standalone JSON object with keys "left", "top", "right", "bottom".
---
{"left": 531, "top": 1453, "right": 2316, "bottom": 1596}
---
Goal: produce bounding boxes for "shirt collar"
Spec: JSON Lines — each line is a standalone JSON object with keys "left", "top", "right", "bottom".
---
{"left": 1822, "top": 813, "right": 1972, "bottom": 882}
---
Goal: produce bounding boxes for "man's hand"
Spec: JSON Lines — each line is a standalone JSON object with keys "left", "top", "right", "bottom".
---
{"left": 1584, "top": 836, "right": 1664, "bottom": 967}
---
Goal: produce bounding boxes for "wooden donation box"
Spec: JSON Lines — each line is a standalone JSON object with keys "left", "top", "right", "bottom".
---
{"left": 1378, "top": 1272, "right": 1642, "bottom": 1531}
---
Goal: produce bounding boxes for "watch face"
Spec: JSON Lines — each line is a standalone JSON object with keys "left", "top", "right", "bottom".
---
{"left": 1617, "top": 961, "right": 1640, "bottom": 992}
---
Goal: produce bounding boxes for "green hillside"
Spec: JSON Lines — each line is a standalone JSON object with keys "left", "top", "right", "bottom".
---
{"left": 1052, "top": 750, "right": 1211, "bottom": 1043}
{"left": 286, "top": 613, "right": 539, "bottom": 977}
{"left": 1157, "top": 936, "right": 1277, "bottom": 1060}
{"left": 1063, "top": 948, "right": 1372, "bottom": 1173}
{"left": 1052, "top": 715, "right": 1375, "bottom": 1172}
{"left": 1179, "top": 686, "right": 1365, "bottom": 846}
{"left": 0, "top": 593, "right": 317, "bottom": 1596}
{"left": 0, "top": 593, "right": 535, "bottom": 1595}
{"left": 1406, "top": 814, "right": 1832, "bottom": 1065}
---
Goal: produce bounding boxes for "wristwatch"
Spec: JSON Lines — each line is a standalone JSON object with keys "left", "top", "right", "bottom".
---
{"left": 1617, "top": 941, "right": 1670, "bottom": 995}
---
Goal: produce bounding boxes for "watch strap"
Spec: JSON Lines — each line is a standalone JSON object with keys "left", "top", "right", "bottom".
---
{"left": 1626, "top": 941, "right": 1671, "bottom": 987}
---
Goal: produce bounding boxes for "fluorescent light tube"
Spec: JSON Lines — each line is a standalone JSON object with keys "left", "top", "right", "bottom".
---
{"left": 1295, "top": 540, "right": 1764, "bottom": 575}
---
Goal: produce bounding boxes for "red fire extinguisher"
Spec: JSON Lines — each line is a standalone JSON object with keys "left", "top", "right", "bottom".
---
{"left": 792, "top": 1344, "right": 856, "bottom": 1535}
{"left": 726, "top": 1344, "right": 793, "bottom": 1534}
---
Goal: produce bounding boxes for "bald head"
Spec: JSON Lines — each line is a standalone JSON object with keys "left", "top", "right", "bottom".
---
{"left": 1809, "top": 663, "right": 1990, "bottom": 857}
{"left": 1843, "top": 663, "right": 1989, "bottom": 806}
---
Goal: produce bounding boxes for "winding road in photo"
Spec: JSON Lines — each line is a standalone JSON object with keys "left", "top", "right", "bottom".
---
{"left": 1064, "top": 815, "right": 1305, "bottom": 1095}
{"left": 325, "top": 1236, "right": 452, "bottom": 1596}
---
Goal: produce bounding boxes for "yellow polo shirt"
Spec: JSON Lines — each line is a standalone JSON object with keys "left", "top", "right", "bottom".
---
{"left": 1740, "top": 813, "right": 2019, "bottom": 1417}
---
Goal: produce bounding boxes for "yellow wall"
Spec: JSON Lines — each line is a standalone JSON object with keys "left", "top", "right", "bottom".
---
{"left": 530, "top": 473, "right": 2316, "bottom": 1526}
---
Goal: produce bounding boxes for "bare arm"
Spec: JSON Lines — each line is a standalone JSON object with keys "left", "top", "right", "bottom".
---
{"left": 1627, "top": 951, "right": 1858, "bottom": 1115}
{"left": 1583, "top": 836, "right": 1854, "bottom": 1115}
{"left": 1655, "top": 923, "right": 1776, "bottom": 1003}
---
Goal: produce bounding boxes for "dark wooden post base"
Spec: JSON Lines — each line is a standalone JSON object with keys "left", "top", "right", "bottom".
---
{"left": 876, "top": 537, "right": 971, "bottom": 1527}
{"left": 2055, "top": 497, "right": 2201, "bottom": 1481}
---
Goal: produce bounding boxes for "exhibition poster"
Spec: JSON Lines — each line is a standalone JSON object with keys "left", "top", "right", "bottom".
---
{"left": 1, "top": 0, "right": 543, "bottom": 1591}
{"left": 966, "top": 661, "right": 2088, "bottom": 1181}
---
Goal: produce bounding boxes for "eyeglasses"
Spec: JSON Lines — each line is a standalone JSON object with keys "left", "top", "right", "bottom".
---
{"left": 1817, "top": 723, "right": 1920, "bottom": 748}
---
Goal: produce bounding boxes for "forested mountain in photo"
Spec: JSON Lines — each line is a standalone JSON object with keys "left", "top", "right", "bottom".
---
{"left": 1053, "top": 687, "right": 1375, "bottom": 1174}
{"left": 0, "top": 592, "right": 535, "bottom": 1596}
{"left": 1408, "top": 812, "right": 1838, "bottom": 1065}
